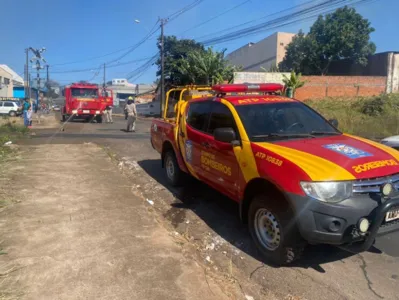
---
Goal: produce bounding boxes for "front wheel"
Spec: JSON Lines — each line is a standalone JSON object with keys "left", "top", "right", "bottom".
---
{"left": 9, "top": 111, "right": 16, "bottom": 117}
{"left": 248, "top": 194, "right": 304, "bottom": 265}
{"left": 164, "top": 151, "right": 184, "bottom": 187}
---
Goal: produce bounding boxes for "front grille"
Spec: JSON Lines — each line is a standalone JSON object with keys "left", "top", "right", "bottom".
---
{"left": 352, "top": 173, "right": 399, "bottom": 194}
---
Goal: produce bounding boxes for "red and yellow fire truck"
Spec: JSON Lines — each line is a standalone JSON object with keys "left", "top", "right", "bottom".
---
{"left": 150, "top": 84, "right": 399, "bottom": 264}
{"left": 61, "top": 83, "right": 113, "bottom": 123}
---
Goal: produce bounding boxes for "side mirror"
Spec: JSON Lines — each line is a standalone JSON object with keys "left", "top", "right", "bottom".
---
{"left": 214, "top": 127, "right": 237, "bottom": 144}
{"left": 329, "top": 118, "right": 338, "bottom": 128}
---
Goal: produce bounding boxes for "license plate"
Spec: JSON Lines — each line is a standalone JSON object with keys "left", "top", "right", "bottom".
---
{"left": 83, "top": 110, "right": 90, "bottom": 114}
{"left": 385, "top": 209, "right": 399, "bottom": 222}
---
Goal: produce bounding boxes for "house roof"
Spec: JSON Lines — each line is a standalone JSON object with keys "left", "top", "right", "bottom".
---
{"left": 0, "top": 65, "right": 24, "bottom": 84}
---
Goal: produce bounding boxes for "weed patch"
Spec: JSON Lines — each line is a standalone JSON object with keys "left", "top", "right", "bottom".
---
{"left": 305, "top": 93, "right": 399, "bottom": 139}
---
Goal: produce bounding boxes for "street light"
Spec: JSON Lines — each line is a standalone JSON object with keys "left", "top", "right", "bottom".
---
{"left": 133, "top": 19, "right": 150, "bottom": 33}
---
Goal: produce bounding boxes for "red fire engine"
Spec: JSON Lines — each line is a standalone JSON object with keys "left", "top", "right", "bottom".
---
{"left": 61, "top": 82, "right": 113, "bottom": 123}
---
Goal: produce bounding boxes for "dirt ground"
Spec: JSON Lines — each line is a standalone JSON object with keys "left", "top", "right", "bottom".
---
{"left": 0, "top": 144, "right": 255, "bottom": 300}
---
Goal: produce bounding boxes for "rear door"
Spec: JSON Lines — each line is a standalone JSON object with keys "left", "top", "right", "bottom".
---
{"left": 3, "top": 102, "right": 14, "bottom": 114}
{"left": 200, "top": 101, "right": 239, "bottom": 198}
{"left": 184, "top": 101, "right": 212, "bottom": 180}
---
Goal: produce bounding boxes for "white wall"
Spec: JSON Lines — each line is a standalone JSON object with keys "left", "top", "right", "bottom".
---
{"left": 387, "top": 53, "right": 399, "bottom": 93}
{"left": 233, "top": 72, "right": 290, "bottom": 85}
{"left": 226, "top": 33, "right": 278, "bottom": 71}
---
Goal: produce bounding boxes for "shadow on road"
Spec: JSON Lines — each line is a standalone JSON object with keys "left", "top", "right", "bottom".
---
{"left": 137, "top": 158, "right": 369, "bottom": 272}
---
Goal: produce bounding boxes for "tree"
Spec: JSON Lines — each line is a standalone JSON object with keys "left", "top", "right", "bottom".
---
{"left": 178, "top": 47, "right": 236, "bottom": 85}
{"left": 279, "top": 7, "right": 376, "bottom": 75}
{"left": 156, "top": 36, "right": 205, "bottom": 86}
{"left": 157, "top": 36, "right": 239, "bottom": 86}
{"left": 282, "top": 71, "right": 305, "bottom": 97}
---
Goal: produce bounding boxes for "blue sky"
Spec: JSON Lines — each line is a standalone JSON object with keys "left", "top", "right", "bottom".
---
{"left": 0, "top": 0, "right": 397, "bottom": 86}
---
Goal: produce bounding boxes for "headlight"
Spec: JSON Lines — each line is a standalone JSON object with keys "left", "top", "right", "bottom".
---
{"left": 300, "top": 181, "right": 352, "bottom": 203}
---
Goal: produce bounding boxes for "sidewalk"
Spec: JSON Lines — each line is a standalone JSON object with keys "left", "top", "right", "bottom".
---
{"left": 0, "top": 144, "right": 231, "bottom": 300}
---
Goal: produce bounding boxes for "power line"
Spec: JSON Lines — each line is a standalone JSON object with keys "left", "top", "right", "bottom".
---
{"left": 167, "top": 0, "right": 206, "bottom": 23}
{"left": 51, "top": 57, "right": 152, "bottom": 74}
{"left": 179, "top": 0, "right": 250, "bottom": 36}
{"left": 106, "top": 20, "right": 160, "bottom": 64}
{"left": 194, "top": 0, "right": 318, "bottom": 41}
{"left": 125, "top": 54, "right": 158, "bottom": 81}
{"left": 200, "top": 0, "right": 374, "bottom": 46}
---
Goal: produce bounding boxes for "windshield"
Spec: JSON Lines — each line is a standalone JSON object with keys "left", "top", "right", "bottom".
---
{"left": 71, "top": 88, "right": 98, "bottom": 99}
{"left": 235, "top": 102, "right": 340, "bottom": 141}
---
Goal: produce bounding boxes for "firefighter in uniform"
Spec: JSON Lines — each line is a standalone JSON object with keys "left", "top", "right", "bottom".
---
{"left": 126, "top": 96, "right": 137, "bottom": 132}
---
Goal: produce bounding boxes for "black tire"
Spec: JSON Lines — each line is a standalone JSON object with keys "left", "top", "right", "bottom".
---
{"left": 248, "top": 194, "right": 304, "bottom": 265}
{"left": 9, "top": 111, "right": 16, "bottom": 117}
{"left": 96, "top": 115, "right": 103, "bottom": 123}
{"left": 62, "top": 114, "right": 66, "bottom": 122}
{"left": 164, "top": 151, "right": 184, "bottom": 187}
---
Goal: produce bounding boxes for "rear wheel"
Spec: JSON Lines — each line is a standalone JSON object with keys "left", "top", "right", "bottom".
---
{"left": 9, "top": 111, "right": 16, "bottom": 117}
{"left": 164, "top": 151, "right": 184, "bottom": 187}
{"left": 96, "top": 115, "right": 103, "bottom": 123}
{"left": 248, "top": 194, "right": 304, "bottom": 265}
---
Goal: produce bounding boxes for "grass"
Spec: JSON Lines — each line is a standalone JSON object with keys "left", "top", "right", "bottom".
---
{"left": 0, "top": 121, "right": 28, "bottom": 161}
{"left": 305, "top": 93, "right": 399, "bottom": 139}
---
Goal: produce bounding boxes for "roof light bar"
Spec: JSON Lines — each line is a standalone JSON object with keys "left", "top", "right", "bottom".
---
{"left": 212, "top": 83, "right": 284, "bottom": 93}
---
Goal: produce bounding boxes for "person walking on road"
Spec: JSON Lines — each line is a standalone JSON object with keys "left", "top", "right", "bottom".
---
{"left": 105, "top": 105, "right": 113, "bottom": 123}
{"left": 22, "top": 98, "right": 31, "bottom": 127}
{"left": 126, "top": 96, "right": 137, "bottom": 132}
{"left": 124, "top": 102, "right": 128, "bottom": 120}
{"left": 27, "top": 107, "right": 33, "bottom": 128}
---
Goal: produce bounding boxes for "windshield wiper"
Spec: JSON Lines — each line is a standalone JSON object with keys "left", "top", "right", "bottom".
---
{"left": 252, "top": 133, "right": 316, "bottom": 140}
{"left": 310, "top": 131, "right": 341, "bottom": 136}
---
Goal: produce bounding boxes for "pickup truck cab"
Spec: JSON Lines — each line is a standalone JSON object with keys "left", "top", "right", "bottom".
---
{"left": 151, "top": 84, "right": 399, "bottom": 265}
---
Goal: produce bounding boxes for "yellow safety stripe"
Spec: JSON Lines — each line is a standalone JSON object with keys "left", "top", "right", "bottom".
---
{"left": 220, "top": 99, "right": 260, "bottom": 182}
{"left": 256, "top": 142, "right": 356, "bottom": 181}
{"left": 345, "top": 134, "right": 399, "bottom": 161}
{"left": 178, "top": 102, "right": 199, "bottom": 179}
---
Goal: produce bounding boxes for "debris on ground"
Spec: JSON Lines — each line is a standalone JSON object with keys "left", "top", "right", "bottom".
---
{"left": 205, "top": 256, "right": 211, "bottom": 263}
{"left": 3, "top": 141, "right": 12, "bottom": 146}
{"left": 205, "top": 243, "right": 215, "bottom": 251}
{"left": 146, "top": 199, "right": 154, "bottom": 205}
{"left": 245, "top": 295, "right": 254, "bottom": 300}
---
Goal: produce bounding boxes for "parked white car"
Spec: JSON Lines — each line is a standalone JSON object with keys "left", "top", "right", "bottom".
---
{"left": 0, "top": 101, "right": 21, "bottom": 117}
{"left": 381, "top": 136, "right": 399, "bottom": 150}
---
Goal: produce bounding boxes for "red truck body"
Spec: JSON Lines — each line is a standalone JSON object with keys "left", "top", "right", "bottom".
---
{"left": 62, "top": 83, "right": 113, "bottom": 122}
{"left": 150, "top": 84, "right": 399, "bottom": 265}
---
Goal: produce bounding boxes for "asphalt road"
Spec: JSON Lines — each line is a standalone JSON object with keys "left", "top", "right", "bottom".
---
{"left": 24, "top": 114, "right": 399, "bottom": 300}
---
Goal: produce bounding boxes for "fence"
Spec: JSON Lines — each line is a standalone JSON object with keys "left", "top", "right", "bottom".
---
{"left": 295, "top": 76, "right": 387, "bottom": 100}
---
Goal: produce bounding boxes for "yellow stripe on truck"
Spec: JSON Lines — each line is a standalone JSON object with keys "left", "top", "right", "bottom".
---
{"left": 178, "top": 101, "right": 199, "bottom": 179}
{"left": 345, "top": 134, "right": 399, "bottom": 161}
{"left": 221, "top": 99, "right": 259, "bottom": 182}
{"left": 256, "top": 142, "right": 356, "bottom": 181}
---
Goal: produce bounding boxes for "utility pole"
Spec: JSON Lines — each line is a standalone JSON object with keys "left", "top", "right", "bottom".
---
{"left": 35, "top": 61, "right": 41, "bottom": 113}
{"left": 103, "top": 63, "right": 106, "bottom": 92}
{"left": 27, "top": 47, "right": 46, "bottom": 113}
{"left": 46, "top": 65, "right": 49, "bottom": 83}
{"left": 160, "top": 18, "right": 166, "bottom": 117}
{"left": 24, "top": 49, "right": 29, "bottom": 99}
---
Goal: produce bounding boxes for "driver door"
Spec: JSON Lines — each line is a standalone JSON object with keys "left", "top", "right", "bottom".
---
{"left": 200, "top": 101, "right": 239, "bottom": 199}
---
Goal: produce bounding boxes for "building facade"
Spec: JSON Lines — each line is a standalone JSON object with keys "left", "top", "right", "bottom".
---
{"left": 226, "top": 32, "right": 295, "bottom": 71}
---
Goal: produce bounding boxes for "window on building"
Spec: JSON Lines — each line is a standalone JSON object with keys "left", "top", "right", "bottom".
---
{"left": 3, "top": 78, "right": 10, "bottom": 85}
{"left": 207, "top": 102, "right": 236, "bottom": 134}
{"left": 187, "top": 101, "right": 212, "bottom": 132}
